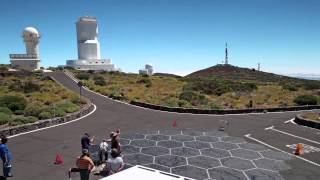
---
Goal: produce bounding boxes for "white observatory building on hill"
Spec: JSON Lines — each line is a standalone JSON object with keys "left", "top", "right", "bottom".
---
{"left": 67, "top": 16, "right": 116, "bottom": 71}
{"left": 9, "top": 27, "right": 41, "bottom": 71}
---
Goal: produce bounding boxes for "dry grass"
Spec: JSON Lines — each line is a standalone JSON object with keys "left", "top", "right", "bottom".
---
{"left": 302, "top": 112, "right": 320, "bottom": 121}
{"left": 74, "top": 71, "right": 318, "bottom": 109}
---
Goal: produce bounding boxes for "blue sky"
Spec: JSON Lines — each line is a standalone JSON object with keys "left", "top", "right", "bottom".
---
{"left": 0, "top": 0, "right": 319, "bottom": 75}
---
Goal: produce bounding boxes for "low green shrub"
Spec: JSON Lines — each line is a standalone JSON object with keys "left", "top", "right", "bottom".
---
{"left": 179, "top": 91, "right": 197, "bottom": 102}
{"left": 9, "top": 116, "right": 38, "bottom": 126}
{"left": 0, "top": 112, "right": 10, "bottom": 125}
{"left": 0, "top": 95, "right": 27, "bottom": 111}
{"left": 76, "top": 73, "right": 90, "bottom": 80}
{"left": 183, "top": 78, "right": 257, "bottom": 96}
{"left": 294, "top": 95, "right": 319, "bottom": 105}
{"left": 208, "top": 102, "right": 222, "bottom": 109}
{"left": 24, "top": 104, "right": 43, "bottom": 117}
{"left": 302, "top": 81, "right": 320, "bottom": 90}
{"left": 55, "top": 108, "right": 67, "bottom": 117}
{"left": 179, "top": 91, "right": 208, "bottom": 106}
{"left": 163, "top": 98, "right": 178, "bottom": 107}
{"left": 14, "top": 110, "right": 24, "bottom": 115}
{"left": 0, "top": 65, "right": 8, "bottom": 71}
{"left": 177, "top": 100, "right": 190, "bottom": 107}
{"left": 38, "top": 111, "right": 53, "bottom": 120}
{"left": 94, "top": 78, "right": 106, "bottom": 86}
{"left": 137, "top": 78, "right": 152, "bottom": 87}
{"left": 0, "top": 107, "right": 12, "bottom": 115}
{"left": 64, "top": 66, "right": 75, "bottom": 70}
{"left": 8, "top": 80, "right": 41, "bottom": 93}
{"left": 87, "top": 70, "right": 95, "bottom": 74}
{"left": 57, "top": 101, "right": 80, "bottom": 113}
{"left": 282, "top": 83, "right": 298, "bottom": 91}
{"left": 23, "top": 81, "right": 41, "bottom": 93}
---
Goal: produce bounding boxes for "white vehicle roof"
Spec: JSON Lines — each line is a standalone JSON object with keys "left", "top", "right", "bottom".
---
{"left": 100, "top": 165, "right": 195, "bottom": 180}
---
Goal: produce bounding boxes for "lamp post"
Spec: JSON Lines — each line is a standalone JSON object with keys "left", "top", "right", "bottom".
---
{"left": 77, "top": 81, "right": 83, "bottom": 103}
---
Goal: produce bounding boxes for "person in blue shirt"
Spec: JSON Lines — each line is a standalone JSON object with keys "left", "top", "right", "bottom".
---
{"left": 0, "top": 136, "right": 13, "bottom": 177}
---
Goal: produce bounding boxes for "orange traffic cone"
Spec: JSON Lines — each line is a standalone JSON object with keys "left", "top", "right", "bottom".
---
{"left": 54, "top": 154, "right": 64, "bottom": 164}
{"left": 294, "top": 143, "right": 304, "bottom": 155}
{"left": 172, "top": 120, "right": 178, "bottom": 128}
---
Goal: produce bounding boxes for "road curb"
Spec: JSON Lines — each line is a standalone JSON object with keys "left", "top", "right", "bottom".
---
{"left": 295, "top": 114, "right": 320, "bottom": 130}
{"left": 131, "top": 101, "right": 320, "bottom": 115}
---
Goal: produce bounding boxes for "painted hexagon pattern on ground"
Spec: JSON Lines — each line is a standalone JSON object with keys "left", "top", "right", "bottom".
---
{"left": 119, "top": 130, "right": 290, "bottom": 180}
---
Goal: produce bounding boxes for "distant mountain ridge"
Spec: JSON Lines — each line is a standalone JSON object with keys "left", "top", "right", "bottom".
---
{"left": 153, "top": 72, "right": 182, "bottom": 78}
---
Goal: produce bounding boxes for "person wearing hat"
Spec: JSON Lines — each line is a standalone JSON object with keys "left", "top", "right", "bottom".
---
{"left": 75, "top": 149, "right": 95, "bottom": 180}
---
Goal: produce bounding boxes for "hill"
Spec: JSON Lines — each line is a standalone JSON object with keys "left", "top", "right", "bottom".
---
{"left": 186, "top": 64, "right": 309, "bottom": 84}
{"left": 71, "top": 68, "right": 320, "bottom": 110}
{"left": 153, "top": 72, "right": 182, "bottom": 78}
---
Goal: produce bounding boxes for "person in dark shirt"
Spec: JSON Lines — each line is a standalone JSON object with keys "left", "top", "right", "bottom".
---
{"left": 109, "top": 129, "right": 121, "bottom": 154}
{"left": 0, "top": 136, "right": 13, "bottom": 177}
{"left": 81, "top": 133, "right": 94, "bottom": 150}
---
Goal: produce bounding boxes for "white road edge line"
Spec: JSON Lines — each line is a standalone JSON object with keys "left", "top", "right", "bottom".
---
{"left": 8, "top": 104, "right": 97, "bottom": 139}
{"left": 264, "top": 126, "right": 274, "bottom": 130}
{"left": 63, "top": 71, "right": 319, "bottom": 117}
{"left": 265, "top": 126, "right": 320, "bottom": 145}
{"left": 284, "top": 118, "right": 295, "bottom": 124}
{"left": 284, "top": 118, "right": 320, "bottom": 133}
{"left": 244, "top": 134, "right": 320, "bottom": 167}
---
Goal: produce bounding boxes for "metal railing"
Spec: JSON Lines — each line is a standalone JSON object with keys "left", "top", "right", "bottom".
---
{"left": 9, "top": 54, "right": 38, "bottom": 59}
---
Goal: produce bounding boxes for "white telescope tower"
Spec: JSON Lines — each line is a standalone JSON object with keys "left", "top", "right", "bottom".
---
{"left": 9, "top": 27, "right": 41, "bottom": 70}
{"left": 66, "top": 16, "right": 116, "bottom": 71}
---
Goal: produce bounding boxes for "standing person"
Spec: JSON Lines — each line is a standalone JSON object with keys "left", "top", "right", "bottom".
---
{"left": 81, "top": 133, "right": 94, "bottom": 150}
{"left": 106, "top": 148, "right": 123, "bottom": 175}
{"left": 76, "top": 149, "right": 95, "bottom": 180}
{"left": 0, "top": 136, "right": 13, "bottom": 177}
{"left": 109, "top": 129, "right": 121, "bottom": 154}
{"left": 99, "top": 139, "right": 108, "bottom": 163}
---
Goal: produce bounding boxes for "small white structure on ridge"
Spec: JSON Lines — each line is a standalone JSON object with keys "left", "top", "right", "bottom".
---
{"left": 9, "top": 27, "right": 41, "bottom": 71}
{"left": 139, "top": 64, "right": 153, "bottom": 76}
{"left": 66, "top": 16, "right": 116, "bottom": 71}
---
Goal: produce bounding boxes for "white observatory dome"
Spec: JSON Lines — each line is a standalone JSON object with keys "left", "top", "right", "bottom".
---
{"left": 23, "top": 27, "right": 40, "bottom": 37}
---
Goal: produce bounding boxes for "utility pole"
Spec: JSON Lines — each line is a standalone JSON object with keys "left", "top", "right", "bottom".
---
{"left": 225, "top": 43, "right": 229, "bottom": 65}
{"left": 258, "top": 63, "right": 261, "bottom": 71}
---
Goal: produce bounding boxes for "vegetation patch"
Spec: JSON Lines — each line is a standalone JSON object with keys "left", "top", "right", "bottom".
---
{"left": 302, "top": 112, "right": 320, "bottom": 121}
{"left": 69, "top": 66, "right": 320, "bottom": 110}
{"left": 0, "top": 70, "right": 85, "bottom": 127}
{"left": 294, "top": 94, "right": 319, "bottom": 106}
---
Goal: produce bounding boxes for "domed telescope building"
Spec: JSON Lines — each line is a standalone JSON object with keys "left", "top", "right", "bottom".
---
{"left": 9, "top": 27, "right": 41, "bottom": 71}
{"left": 66, "top": 16, "right": 116, "bottom": 71}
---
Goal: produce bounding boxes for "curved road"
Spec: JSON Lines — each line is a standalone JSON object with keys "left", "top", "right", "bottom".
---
{"left": 8, "top": 72, "right": 320, "bottom": 180}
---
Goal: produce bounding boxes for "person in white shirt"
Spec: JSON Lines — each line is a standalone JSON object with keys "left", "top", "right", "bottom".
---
{"left": 107, "top": 148, "right": 123, "bottom": 175}
{"left": 99, "top": 139, "right": 108, "bottom": 163}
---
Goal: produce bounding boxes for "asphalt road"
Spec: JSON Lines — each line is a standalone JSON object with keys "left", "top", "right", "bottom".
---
{"left": 6, "top": 72, "right": 320, "bottom": 180}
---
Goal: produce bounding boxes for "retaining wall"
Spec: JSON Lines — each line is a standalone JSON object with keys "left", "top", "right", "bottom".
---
{"left": 295, "top": 114, "right": 320, "bottom": 129}
{"left": 0, "top": 103, "right": 94, "bottom": 137}
{"left": 130, "top": 101, "right": 320, "bottom": 115}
